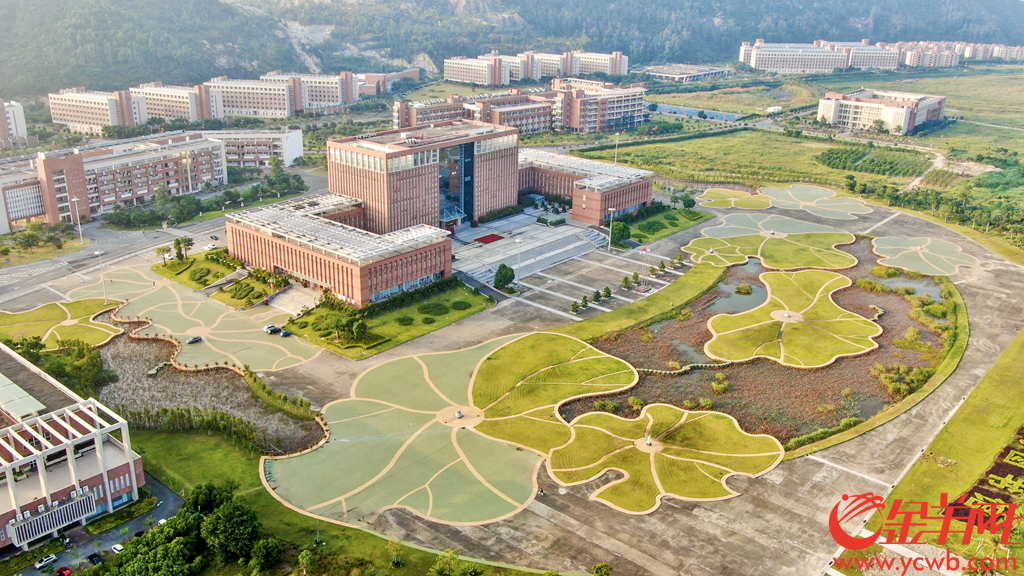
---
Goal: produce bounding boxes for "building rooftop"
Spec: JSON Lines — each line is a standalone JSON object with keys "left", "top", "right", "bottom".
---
{"left": 830, "top": 88, "right": 945, "bottom": 106}
{"left": 228, "top": 192, "right": 449, "bottom": 265}
{"left": 639, "top": 64, "right": 730, "bottom": 75}
{"left": 0, "top": 343, "right": 79, "bottom": 420}
{"left": 518, "top": 149, "right": 653, "bottom": 193}
{"left": 342, "top": 122, "right": 513, "bottom": 152}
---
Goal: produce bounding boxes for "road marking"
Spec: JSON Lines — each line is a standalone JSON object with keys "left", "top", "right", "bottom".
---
{"left": 509, "top": 297, "right": 582, "bottom": 322}
{"left": 805, "top": 454, "right": 890, "bottom": 487}
{"left": 862, "top": 212, "right": 900, "bottom": 235}
{"left": 579, "top": 256, "right": 670, "bottom": 285}
{"left": 43, "top": 285, "right": 67, "bottom": 300}
{"left": 519, "top": 282, "right": 612, "bottom": 312}
{"left": 532, "top": 272, "right": 635, "bottom": 302}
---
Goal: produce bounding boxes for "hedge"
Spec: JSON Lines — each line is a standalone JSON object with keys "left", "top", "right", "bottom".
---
{"left": 417, "top": 302, "right": 450, "bottom": 316}
{"left": 785, "top": 418, "right": 863, "bottom": 451}
{"left": 478, "top": 205, "right": 524, "bottom": 223}
{"left": 451, "top": 301, "right": 471, "bottom": 310}
{"left": 243, "top": 369, "right": 317, "bottom": 420}
{"left": 85, "top": 495, "right": 158, "bottom": 535}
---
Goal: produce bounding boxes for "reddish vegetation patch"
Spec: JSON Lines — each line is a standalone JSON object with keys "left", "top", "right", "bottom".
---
{"left": 563, "top": 239, "right": 946, "bottom": 443}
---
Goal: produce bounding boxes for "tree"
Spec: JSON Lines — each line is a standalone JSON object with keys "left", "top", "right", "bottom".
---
{"left": 248, "top": 538, "right": 283, "bottom": 574}
{"left": 593, "top": 290, "right": 602, "bottom": 303}
{"left": 571, "top": 301, "right": 580, "bottom": 314}
{"left": 697, "top": 110, "right": 708, "bottom": 119}
{"left": 628, "top": 397, "right": 644, "bottom": 411}
{"left": 659, "top": 260, "right": 666, "bottom": 272}
{"left": 610, "top": 221, "right": 630, "bottom": 246}
{"left": 682, "top": 195, "right": 697, "bottom": 210}
{"left": 581, "top": 295, "right": 589, "bottom": 308}
{"left": 649, "top": 266, "right": 658, "bottom": 276}
{"left": 591, "top": 563, "right": 614, "bottom": 576}
{"left": 187, "top": 480, "right": 238, "bottom": 513}
{"left": 493, "top": 263, "right": 515, "bottom": 290}
{"left": 13, "top": 232, "right": 39, "bottom": 252}
{"left": 173, "top": 238, "right": 184, "bottom": 262}
{"left": 428, "top": 549, "right": 465, "bottom": 576}
{"left": 268, "top": 155, "right": 286, "bottom": 182}
{"left": 351, "top": 319, "right": 367, "bottom": 340}
{"left": 603, "top": 287, "right": 612, "bottom": 299}
{"left": 156, "top": 246, "right": 171, "bottom": 266}
{"left": 647, "top": 103, "right": 659, "bottom": 112}
{"left": 386, "top": 539, "right": 405, "bottom": 568}
{"left": 622, "top": 276, "right": 631, "bottom": 290}
{"left": 180, "top": 236, "right": 194, "bottom": 259}
{"left": 298, "top": 550, "right": 317, "bottom": 576}
{"left": 201, "top": 500, "right": 263, "bottom": 560}
{"left": 632, "top": 271, "right": 640, "bottom": 284}
{"left": 872, "top": 118, "right": 887, "bottom": 133}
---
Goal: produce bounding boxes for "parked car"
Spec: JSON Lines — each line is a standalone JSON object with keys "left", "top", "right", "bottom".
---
{"left": 134, "top": 531, "right": 144, "bottom": 538}
{"left": 262, "top": 325, "right": 278, "bottom": 333}
{"left": 267, "top": 327, "right": 282, "bottom": 335}
{"left": 157, "top": 519, "right": 167, "bottom": 526}
{"left": 35, "top": 555, "right": 58, "bottom": 569}
{"left": 280, "top": 331, "right": 291, "bottom": 337}
{"left": 57, "top": 567, "right": 73, "bottom": 576}
{"left": 210, "top": 235, "right": 219, "bottom": 240}
{"left": 204, "top": 244, "right": 218, "bottom": 251}
{"left": 186, "top": 336, "right": 202, "bottom": 344}
{"left": 111, "top": 544, "right": 124, "bottom": 554}
{"left": 87, "top": 553, "right": 103, "bottom": 565}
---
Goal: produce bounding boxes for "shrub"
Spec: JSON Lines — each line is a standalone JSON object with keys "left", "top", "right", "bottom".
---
{"left": 663, "top": 213, "right": 679, "bottom": 221}
{"left": 451, "top": 300, "right": 472, "bottom": 310}
{"left": 785, "top": 417, "right": 863, "bottom": 451}
{"left": 855, "top": 279, "right": 890, "bottom": 293}
{"left": 189, "top": 267, "right": 211, "bottom": 281}
{"left": 870, "top": 266, "right": 900, "bottom": 279}
{"left": 893, "top": 286, "right": 916, "bottom": 296}
{"left": 594, "top": 400, "right": 618, "bottom": 413}
{"left": 417, "top": 302, "right": 450, "bottom": 316}
{"left": 735, "top": 284, "right": 753, "bottom": 295}
{"left": 683, "top": 400, "right": 696, "bottom": 410}
{"left": 666, "top": 361, "right": 681, "bottom": 370}
{"left": 924, "top": 303, "right": 947, "bottom": 319}
{"left": 636, "top": 220, "right": 666, "bottom": 235}
{"left": 396, "top": 316, "right": 414, "bottom": 326}
{"left": 296, "top": 321, "right": 308, "bottom": 329}
{"left": 872, "top": 363, "right": 934, "bottom": 397}
{"left": 627, "top": 397, "right": 645, "bottom": 411}
{"left": 699, "top": 398, "right": 714, "bottom": 410}
{"left": 711, "top": 382, "right": 729, "bottom": 394}
{"left": 318, "top": 330, "right": 332, "bottom": 338}
{"left": 422, "top": 317, "right": 436, "bottom": 324}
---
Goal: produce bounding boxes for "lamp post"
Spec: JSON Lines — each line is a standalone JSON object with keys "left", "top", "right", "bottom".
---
{"left": 515, "top": 239, "right": 522, "bottom": 286}
{"left": 70, "top": 197, "right": 84, "bottom": 245}
{"left": 96, "top": 249, "right": 108, "bottom": 304}
{"left": 607, "top": 207, "right": 616, "bottom": 251}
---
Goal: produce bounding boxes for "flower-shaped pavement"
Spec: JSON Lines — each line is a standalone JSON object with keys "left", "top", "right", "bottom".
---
{"left": 549, "top": 405, "right": 783, "bottom": 513}
{"left": 705, "top": 270, "right": 882, "bottom": 368}
{"left": 698, "top": 188, "right": 774, "bottom": 210}
{"left": 682, "top": 213, "right": 857, "bottom": 270}
{"left": 263, "top": 333, "right": 639, "bottom": 525}
{"left": 761, "top": 185, "right": 872, "bottom": 220}
{"left": 872, "top": 237, "right": 978, "bottom": 276}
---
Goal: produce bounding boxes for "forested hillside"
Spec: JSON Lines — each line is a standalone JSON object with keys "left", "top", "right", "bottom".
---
{"left": 0, "top": 0, "right": 301, "bottom": 97}
{"left": 4, "top": 0, "right": 1024, "bottom": 99}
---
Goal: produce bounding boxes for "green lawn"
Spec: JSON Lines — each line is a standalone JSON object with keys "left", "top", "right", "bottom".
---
{"left": 152, "top": 254, "right": 239, "bottom": 291}
{"left": 553, "top": 262, "right": 727, "bottom": 342}
{"left": 577, "top": 130, "right": 913, "bottom": 188}
{"left": 650, "top": 83, "right": 818, "bottom": 115}
{"left": 519, "top": 116, "right": 715, "bottom": 148}
{"left": 861, "top": 321, "right": 1024, "bottom": 572}
{"left": 132, "top": 429, "right": 536, "bottom": 576}
{"left": 0, "top": 238, "right": 91, "bottom": 269}
{"left": 285, "top": 285, "right": 493, "bottom": 360}
{"left": 472, "top": 333, "right": 588, "bottom": 408}
{"left": 0, "top": 300, "right": 121, "bottom": 349}
{"left": 627, "top": 208, "right": 713, "bottom": 244}
{"left": 920, "top": 119, "right": 1024, "bottom": 158}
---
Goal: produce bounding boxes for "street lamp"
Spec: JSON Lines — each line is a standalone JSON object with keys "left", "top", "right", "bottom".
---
{"left": 95, "top": 249, "right": 108, "bottom": 304}
{"left": 515, "top": 239, "right": 522, "bottom": 286}
{"left": 70, "top": 197, "right": 84, "bottom": 245}
{"left": 607, "top": 207, "right": 616, "bottom": 251}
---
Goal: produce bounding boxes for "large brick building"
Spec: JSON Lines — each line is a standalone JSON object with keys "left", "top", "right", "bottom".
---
{"left": 226, "top": 193, "right": 451, "bottom": 307}
{"left": 0, "top": 342, "right": 144, "bottom": 551}
{"left": 517, "top": 148, "right": 654, "bottom": 226}
{"left": 817, "top": 89, "right": 945, "bottom": 135}
{"left": 327, "top": 121, "right": 519, "bottom": 232}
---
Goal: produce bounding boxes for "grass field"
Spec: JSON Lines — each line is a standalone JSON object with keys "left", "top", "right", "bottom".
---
{"left": 649, "top": 83, "right": 818, "bottom": 115}
{"left": 0, "top": 299, "right": 121, "bottom": 349}
{"left": 0, "top": 238, "right": 91, "bottom": 269}
{"left": 685, "top": 232, "right": 857, "bottom": 270}
{"left": 705, "top": 270, "right": 881, "bottom": 368}
{"left": 520, "top": 116, "right": 714, "bottom": 147}
{"left": 856, "top": 323, "right": 1024, "bottom": 573}
{"left": 286, "top": 285, "right": 493, "bottom": 360}
{"left": 133, "top": 429, "right": 532, "bottom": 576}
{"left": 578, "top": 131, "right": 912, "bottom": 187}
{"left": 404, "top": 81, "right": 548, "bottom": 102}
{"left": 626, "top": 208, "right": 713, "bottom": 243}
{"left": 919, "top": 120, "right": 1024, "bottom": 158}
{"left": 553, "top": 263, "right": 727, "bottom": 342}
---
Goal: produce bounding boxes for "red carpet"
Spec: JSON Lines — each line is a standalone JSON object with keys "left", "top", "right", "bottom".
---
{"left": 475, "top": 234, "right": 504, "bottom": 244}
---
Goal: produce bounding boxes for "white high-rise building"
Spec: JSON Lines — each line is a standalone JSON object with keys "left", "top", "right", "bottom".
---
{"left": 4, "top": 102, "right": 27, "bottom": 140}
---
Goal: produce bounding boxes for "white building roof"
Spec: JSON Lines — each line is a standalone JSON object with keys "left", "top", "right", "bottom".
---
{"left": 518, "top": 149, "right": 653, "bottom": 193}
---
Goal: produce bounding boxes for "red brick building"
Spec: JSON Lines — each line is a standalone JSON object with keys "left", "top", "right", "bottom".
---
{"left": 327, "top": 121, "right": 519, "bottom": 232}
{"left": 518, "top": 148, "right": 654, "bottom": 226}
{"left": 226, "top": 193, "right": 451, "bottom": 307}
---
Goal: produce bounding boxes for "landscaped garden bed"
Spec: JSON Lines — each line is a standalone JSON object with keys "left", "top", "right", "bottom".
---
{"left": 563, "top": 238, "right": 962, "bottom": 446}
{"left": 152, "top": 250, "right": 239, "bottom": 291}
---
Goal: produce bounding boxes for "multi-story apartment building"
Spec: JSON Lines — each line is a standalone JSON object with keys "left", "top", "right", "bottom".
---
{"left": 226, "top": 193, "right": 451, "bottom": 308}
{"left": 817, "top": 89, "right": 945, "bottom": 135}
{"left": 48, "top": 88, "right": 148, "bottom": 134}
{"left": 200, "top": 130, "right": 304, "bottom": 168}
{"left": 739, "top": 39, "right": 899, "bottom": 73}
{"left": 443, "top": 56, "right": 508, "bottom": 86}
{"left": 357, "top": 69, "right": 421, "bottom": 97}
{"left": 0, "top": 342, "right": 144, "bottom": 552}
{"left": 0, "top": 170, "right": 45, "bottom": 234}
{"left": 327, "top": 121, "right": 519, "bottom": 232}
{"left": 392, "top": 88, "right": 555, "bottom": 131}
{"left": 517, "top": 149, "right": 654, "bottom": 227}
{"left": 260, "top": 71, "right": 359, "bottom": 112}
{"left": 128, "top": 83, "right": 222, "bottom": 123}
{"left": 551, "top": 78, "right": 647, "bottom": 134}
{"left": 636, "top": 65, "right": 731, "bottom": 83}
{"left": 203, "top": 77, "right": 298, "bottom": 119}
{"left": 1, "top": 102, "right": 27, "bottom": 148}
{"left": 567, "top": 51, "right": 629, "bottom": 76}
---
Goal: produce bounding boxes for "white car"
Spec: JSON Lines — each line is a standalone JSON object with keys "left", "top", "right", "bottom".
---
{"left": 158, "top": 518, "right": 167, "bottom": 526}
{"left": 111, "top": 544, "right": 124, "bottom": 554}
{"left": 34, "top": 555, "right": 57, "bottom": 569}
{"left": 204, "top": 244, "right": 218, "bottom": 251}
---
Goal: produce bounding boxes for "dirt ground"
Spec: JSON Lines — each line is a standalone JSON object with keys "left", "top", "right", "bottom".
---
{"left": 564, "top": 239, "right": 948, "bottom": 442}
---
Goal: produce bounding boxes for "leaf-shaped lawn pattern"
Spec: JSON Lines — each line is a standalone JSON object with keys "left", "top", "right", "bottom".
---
{"left": 761, "top": 185, "right": 872, "bottom": 220}
{"left": 705, "top": 270, "right": 882, "bottom": 368}
{"left": 549, "top": 404, "right": 783, "bottom": 513}
{"left": 697, "top": 188, "right": 774, "bottom": 210}
{"left": 871, "top": 237, "right": 978, "bottom": 276}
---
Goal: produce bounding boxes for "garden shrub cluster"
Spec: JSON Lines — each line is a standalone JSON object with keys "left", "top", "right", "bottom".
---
{"left": 356, "top": 276, "right": 465, "bottom": 318}
{"left": 602, "top": 202, "right": 671, "bottom": 226}
{"left": 451, "top": 300, "right": 472, "bottom": 311}
{"left": 396, "top": 316, "right": 414, "bottom": 326}
{"left": 816, "top": 146, "right": 931, "bottom": 177}
{"left": 478, "top": 205, "right": 524, "bottom": 223}
{"left": 785, "top": 417, "right": 863, "bottom": 451}
{"left": 417, "top": 303, "right": 450, "bottom": 316}
{"left": 86, "top": 492, "right": 157, "bottom": 535}
{"left": 246, "top": 267, "right": 290, "bottom": 289}
{"left": 536, "top": 216, "right": 566, "bottom": 226}
{"left": 204, "top": 248, "right": 243, "bottom": 270}
{"left": 637, "top": 220, "right": 667, "bottom": 235}
{"left": 188, "top": 267, "right": 211, "bottom": 284}
{"left": 871, "top": 363, "right": 936, "bottom": 397}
